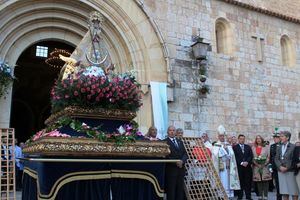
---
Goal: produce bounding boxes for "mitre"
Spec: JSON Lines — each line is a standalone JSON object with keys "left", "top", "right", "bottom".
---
{"left": 217, "top": 125, "right": 226, "bottom": 135}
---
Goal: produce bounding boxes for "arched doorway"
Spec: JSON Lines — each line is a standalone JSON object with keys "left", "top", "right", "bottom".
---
{"left": 10, "top": 41, "right": 75, "bottom": 142}
{"left": 0, "top": 0, "right": 169, "bottom": 134}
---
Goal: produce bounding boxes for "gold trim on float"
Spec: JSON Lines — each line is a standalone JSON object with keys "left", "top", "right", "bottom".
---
{"left": 23, "top": 137, "right": 170, "bottom": 158}
{"left": 111, "top": 169, "right": 164, "bottom": 196}
{"left": 23, "top": 168, "right": 165, "bottom": 200}
{"left": 24, "top": 169, "right": 111, "bottom": 200}
{"left": 21, "top": 157, "right": 179, "bottom": 163}
{"left": 45, "top": 106, "right": 137, "bottom": 125}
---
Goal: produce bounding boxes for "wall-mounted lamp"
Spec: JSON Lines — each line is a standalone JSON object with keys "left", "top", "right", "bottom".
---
{"left": 191, "top": 37, "right": 210, "bottom": 60}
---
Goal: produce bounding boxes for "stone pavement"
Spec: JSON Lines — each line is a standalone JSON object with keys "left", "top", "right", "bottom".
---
{"left": 233, "top": 192, "right": 277, "bottom": 200}
{"left": 15, "top": 191, "right": 278, "bottom": 200}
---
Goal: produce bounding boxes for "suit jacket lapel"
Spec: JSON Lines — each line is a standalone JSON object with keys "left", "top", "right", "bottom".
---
{"left": 284, "top": 143, "right": 291, "bottom": 156}
{"left": 238, "top": 144, "right": 244, "bottom": 155}
{"left": 168, "top": 138, "right": 177, "bottom": 150}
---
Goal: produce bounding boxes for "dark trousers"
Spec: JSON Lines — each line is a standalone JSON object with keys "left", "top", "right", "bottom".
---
{"left": 237, "top": 166, "right": 252, "bottom": 199}
{"left": 15, "top": 167, "right": 23, "bottom": 190}
{"left": 273, "top": 170, "right": 282, "bottom": 200}
{"left": 257, "top": 181, "right": 269, "bottom": 198}
{"left": 165, "top": 166, "right": 185, "bottom": 200}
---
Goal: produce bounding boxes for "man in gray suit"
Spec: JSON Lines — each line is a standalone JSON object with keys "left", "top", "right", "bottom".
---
{"left": 274, "top": 131, "right": 299, "bottom": 200}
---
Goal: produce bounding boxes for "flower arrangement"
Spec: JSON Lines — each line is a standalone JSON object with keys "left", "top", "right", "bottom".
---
{"left": 32, "top": 129, "right": 71, "bottom": 141}
{"left": 51, "top": 69, "right": 142, "bottom": 113}
{"left": 254, "top": 155, "right": 267, "bottom": 174}
{"left": 254, "top": 155, "right": 267, "bottom": 164}
{"left": 28, "top": 117, "right": 143, "bottom": 146}
{"left": 0, "top": 60, "right": 14, "bottom": 98}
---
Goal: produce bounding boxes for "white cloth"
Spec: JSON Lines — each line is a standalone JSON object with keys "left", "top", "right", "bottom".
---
{"left": 212, "top": 142, "right": 240, "bottom": 198}
{"left": 204, "top": 141, "right": 213, "bottom": 151}
{"left": 150, "top": 82, "right": 168, "bottom": 139}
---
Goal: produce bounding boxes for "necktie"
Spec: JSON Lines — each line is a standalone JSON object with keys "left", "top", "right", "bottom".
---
{"left": 241, "top": 144, "right": 244, "bottom": 153}
{"left": 172, "top": 138, "right": 179, "bottom": 149}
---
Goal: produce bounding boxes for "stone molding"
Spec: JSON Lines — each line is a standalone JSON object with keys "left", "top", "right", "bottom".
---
{"left": 220, "top": 0, "right": 300, "bottom": 24}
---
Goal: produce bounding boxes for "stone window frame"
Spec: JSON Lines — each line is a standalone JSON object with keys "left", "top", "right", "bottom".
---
{"left": 280, "top": 35, "right": 296, "bottom": 67}
{"left": 215, "top": 17, "right": 234, "bottom": 56}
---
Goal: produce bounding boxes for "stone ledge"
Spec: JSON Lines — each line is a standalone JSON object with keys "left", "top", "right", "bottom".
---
{"left": 221, "top": 0, "right": 300, "bottom": 24}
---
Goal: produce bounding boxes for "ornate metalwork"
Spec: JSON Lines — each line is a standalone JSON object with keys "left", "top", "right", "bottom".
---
{"left": 45, "top": 106, "right": 137, "bottom": 125}
{"left": 23, "top": 137, "right": 170, "bottom": 158}
{"left": 86, "top": 11, "right": 110, "bottom": 71}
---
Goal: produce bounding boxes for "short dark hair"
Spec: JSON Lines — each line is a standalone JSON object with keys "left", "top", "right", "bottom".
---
{"left": 238, "top": 134, "right": 245, "bottom": 138}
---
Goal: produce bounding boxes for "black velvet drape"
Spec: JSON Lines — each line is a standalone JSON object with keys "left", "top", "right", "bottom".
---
{"left": 22, "top": 160, "right": 165, "bottom": 200}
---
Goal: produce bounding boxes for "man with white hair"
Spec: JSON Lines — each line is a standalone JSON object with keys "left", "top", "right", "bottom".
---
{"left": 211, "top": 125, "right": 240, "bottom": 199}
{"left": 201, "top": 132, "right": 212, "bottom": 151}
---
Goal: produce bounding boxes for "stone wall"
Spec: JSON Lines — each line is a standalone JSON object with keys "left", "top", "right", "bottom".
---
{"left": 143, "top": 0, "right": 300, "bottom": 142}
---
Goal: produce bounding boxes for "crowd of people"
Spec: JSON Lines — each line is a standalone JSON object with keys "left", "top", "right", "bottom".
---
{"left": 205, "top": 127, "right": 300, "bottom": 200}
{"left": 3, "top": 126, "right": 300, "bottom": 200}
{"left": 149, "top": 125, "right": 300, "bottom": 200}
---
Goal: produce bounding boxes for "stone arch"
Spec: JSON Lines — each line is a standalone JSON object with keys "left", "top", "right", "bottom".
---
{"left": 215, "top": 17, "right": 234, "bottom": 55}
{"left": 0, "top": 0, "right": 169, "bottom": 132}
{"left": 280, "top": 35, "right": 296, "bottom": 67}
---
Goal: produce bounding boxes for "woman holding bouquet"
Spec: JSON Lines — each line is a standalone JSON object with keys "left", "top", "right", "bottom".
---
{"left": 252, "top": 135, "right": 272, "bottom": 200}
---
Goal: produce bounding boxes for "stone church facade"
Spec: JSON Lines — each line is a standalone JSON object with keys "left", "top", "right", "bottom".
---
{"left": 0, "top": 0, "right": 299, "bottom": 142}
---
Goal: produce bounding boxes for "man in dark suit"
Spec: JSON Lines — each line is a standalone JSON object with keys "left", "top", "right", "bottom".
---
{"left": 233, "top": 134, "right": 253, "bottom": 200}
{"left": 164, "top": 126, "right": 188, "bottom": 200}
{"left": 270, "top": 133, "right": 281, "bottom": 200}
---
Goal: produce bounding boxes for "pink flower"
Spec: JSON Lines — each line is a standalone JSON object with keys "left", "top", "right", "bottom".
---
{"left": 125, "top": 132, "right": 131, "bottom": 136}
{"left": 33, "top": 130, "right": 45, "bottom": 141}
{"left": 74, "top": 91, "right": 79, "bottom": 96}
{"left": 136, "top": 131, "right": 143, "bottom": 136}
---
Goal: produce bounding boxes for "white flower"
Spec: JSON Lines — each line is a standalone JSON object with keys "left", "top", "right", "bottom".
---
{"left": 82, "top": 66, "right": 105, "bottom": 77}
{"left": 117, "top": 126, "right": 125, "bottom": 134}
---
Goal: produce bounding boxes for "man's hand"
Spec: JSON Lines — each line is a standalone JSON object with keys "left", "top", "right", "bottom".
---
{"left": 242, "top": 162, "right": 248, "bottom": 167}
{"left": 176, "top": 160, "right": 183, "bottom": 168}
{"left": 280, "top": 166, "right": 288, "bottom": 173}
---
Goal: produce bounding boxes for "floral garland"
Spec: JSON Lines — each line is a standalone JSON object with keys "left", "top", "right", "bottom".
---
{"left": 0, "top": 60, "right": 14, "bottom": 98}
{"left": 29, "top": 117, "right": 143, "bottom": 146}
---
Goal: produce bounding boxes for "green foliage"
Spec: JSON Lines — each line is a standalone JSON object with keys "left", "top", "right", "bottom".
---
{"left": 0, "top": 61, "right": 14, "bottom": 98}
{"left": 34, "top": 116, "right": 142, "bottom": 146}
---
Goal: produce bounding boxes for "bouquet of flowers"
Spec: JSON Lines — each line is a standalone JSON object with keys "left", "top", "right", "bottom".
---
{"left": 254, "top": 155, "right": 267, "bottom": 174}
{"left": 51, "top": 69, "right": 142, "bottom": 113}
{"left": 0, "top": 60, "right": 14, "bottom": 98}
{"left": 254, "top": 155, "right": 267, "bottom": 165}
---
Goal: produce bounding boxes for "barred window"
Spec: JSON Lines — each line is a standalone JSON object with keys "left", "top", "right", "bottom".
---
{"left": 36, "top": 46, "right": 48, "bottom": 58}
